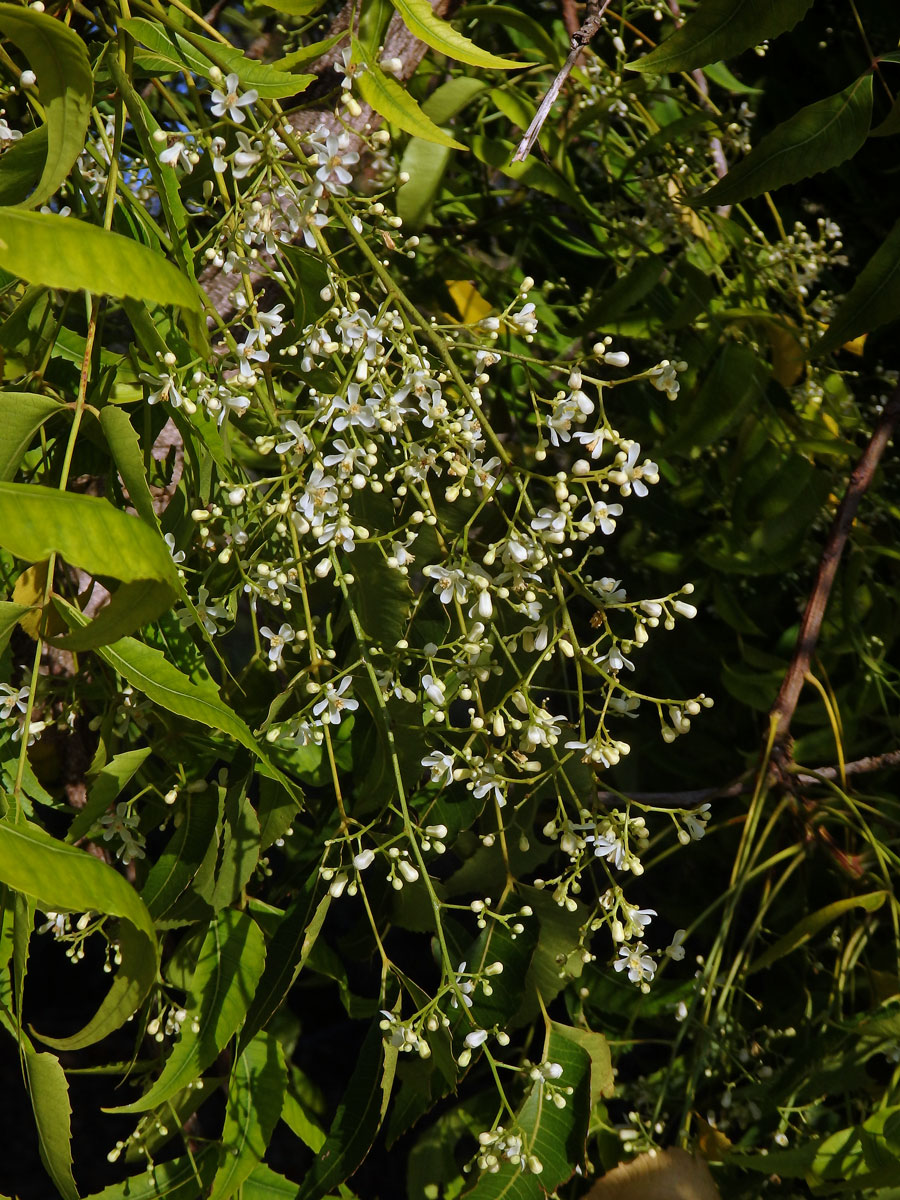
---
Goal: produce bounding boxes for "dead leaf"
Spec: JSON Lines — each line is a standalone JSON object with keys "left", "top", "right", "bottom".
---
{"left": 585, "top": 1147, "right": 722, "bottom": 1199}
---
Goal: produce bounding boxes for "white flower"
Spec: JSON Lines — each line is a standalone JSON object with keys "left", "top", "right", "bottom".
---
{"left": 451, "top": 962, "right": 475, "bottom": 1009}
{"left": 421, "top": 673, "right": 446, "bottom": 707}
{"left": 586, "top": 827, "right": 626, "bottom": 869}
{"left": 682, "top": 804, "right": 711, "bottom": 841}
{"left": 0, "top": 118, "right": 23, "bottom": 142}
{"left": 159, "top": 139, "right": 194, "bottom": 172}
{"left": 329, "top": 384, "right": 377, "bottom": 431}
{"left": 164, "top": 533, "right": 185, "bottom": 565}
{"left": 260, "top": 623, "right": 295, "bottom": 664}
{"left": 141, "top": 372, "right": 183, "bottom": 408}
{"left": 210, "top": 73, "right": 258, "bottom": 123}
{"left": 423, "top": 564, "right": 468, "bottom": 605}
{"left": 608, "top": 442, "right": 659, "bottom": 498}
{"left": 573, "top": 428, "right": 608, "bottom": 459}
{"left": 235, "top": 327, "right": 269, "bottom": 379}
{"left": 464, "top": 1028, "right": 488, "bottom": 1048}
{"left": 257, "top": 304, "right": 286, "bottom": 338}
{"left": 613, "top": 942, "right": 657, "bottom": 985}
{"left": 422, "top": 750, "right": 454, "bottom": 784}
{"left": 509, "top": 302, "right": 537, "bottom": 335}
{"left": 232, "top": 131, "right": 262, "bottom": 179}
{"left": 312, "top": 677, "right": 358, "bottom": 725}
{"left": 622, "top": 903, "right": 656, "bottom": 937}
{"left": 665, "top": 929, "right": 687, "bottom": 961}
{"left": 276, "top": 420, "right": 313, "bottom": 457}
{"left": 0, "top": 684, "right": 30, "bottom": 720}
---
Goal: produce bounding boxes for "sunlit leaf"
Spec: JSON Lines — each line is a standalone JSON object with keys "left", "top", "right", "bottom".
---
{"left": 0, "top": 4, "right": 92, "bottom": 207}
{"left": 0, "top": 391, "right": 64, "bottom": 481}
{"left": 0, "top": 818, "right": 158, "bottom": 1050}
{"left": 353, "top": 40, "right": 465, "bottom": 149}
{"left": 108, "top": 908, "right": 266, "bottom": 1113}
{"left": 24, "top": 1049, "right": 79, "bottom": 1200}
{"left": 749, "top": 891, "right": 888, "bottom": 973}
{"left": 209, "top": 1033, "right": 286, "bottom": 1199}
{"left": 0, "top": 210, "right": 203, "bottom": 310}
{"left": 389, "top": 0, "right": 528, "bottom": 70}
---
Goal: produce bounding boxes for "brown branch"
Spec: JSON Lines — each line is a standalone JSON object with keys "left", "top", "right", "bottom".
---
{"left": 511, "top": 0, "right": 610, "bottom": 163}
{"left": 769, "top": 385, "right": 900, "bottom": 747}
{"left": 794, "top": 748, "right": 900, "bottom": 787}
{"left": 560, "top": 0, "right": 581, "bottom": 38}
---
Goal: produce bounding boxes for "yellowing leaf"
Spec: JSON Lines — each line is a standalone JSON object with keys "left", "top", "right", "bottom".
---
{"left": 842, "top": 333, "right": 867, "bottom": 356}
{"left": 447, "top": 280, "right": 493, "bottom": 324}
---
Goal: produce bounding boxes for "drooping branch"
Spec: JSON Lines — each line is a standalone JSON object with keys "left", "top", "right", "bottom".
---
{"left": 769, "top": 385, "right": 900, "bottom": 748}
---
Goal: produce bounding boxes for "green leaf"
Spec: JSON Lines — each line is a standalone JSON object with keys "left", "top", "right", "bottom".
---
{"left": 690, "top": 75, "right": 873, "bottom": 207}
{"left": 209, "top": 1033, "right": 286, "bottom": 1200}
{"left": 665, "top": 342, "right": 768, "bottom": 454}
{"left": 99, "top": 406, "right": 160, "bottom": 530}
{"left": 0, "top": 391, "right": 65, "bottom": 481}
{"left": 459, "top": 6, "right": 565, "bottom": 67}
{"left": 0, "top": 210, "right": 203, "bottom": 310}
{"left": 81, "top": 1149, "right": 218, "bottom": 1199}
{"left": 397, "top": 137, "right": 451, "bottom": 229}
{"left": 87, "top": 631, "right": 263, "bottom": 758}
{"left": 281, "top": 1086, "right": 327, "bottom": 1154}
{"left": 389, "top": 0, "right": 527, "bottom": 70}
{"left": 239, "top": 889, "right": 331, "bottom": 1051}
{"left": 296, "top": 1022, "right": 396, "bottom": 1200}
{"left": 0, "top": 818, "right": 158, "bottom": 1050}
{"left": 0, "top": 601, "right": 32, "bottom": 655}
{"left": 0, "top": 482, "right": 178, "bottom": 651}
{"left": 703, "top": 60, "right": 763, "bottom": 95}
{"left": 241, "top": 1164, "right": 308, "bottom": 1198}
{"left": 24, "top": 1049, "right": 79, "bottom": 1200}
{"left": 352, "top": 41, "right": 465, "bottom": 150}
{"left": 813, "top": 216, "right": 900, "bottom": 356}
{"left": 66, "top": 748, "right": 151, "bottom": 845}
{"left": 0, "top": 126, "right": 49, "bottom": 206}
{"left": 251, "top": 0, "right": 327, "bottom": 14}
{"left": 120, "top": 16, "right": 311, "bottom": 98}
{"left": 140, "top": 789, "right": 220, "bottom": 919}
{"left": 629, "top": 0, "right": 817, "bottom": 74}
{"left": 551, "top": 1023, "right": 613, "bottom": 1105}
{"left": 108, "top": 908, "right": 266, "bottom": 1113}
{"left": 0, "top": 4, "right": 93, "bottom": 208}
{"left": 462, "top": 1027, "right": 591, "bottom": 1199}
{"left": 749, "top": 891, "right": 888, "bottom": 974}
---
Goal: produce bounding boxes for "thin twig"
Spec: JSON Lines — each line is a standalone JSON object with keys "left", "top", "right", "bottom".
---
{"left": 770, "top": 385, "right": 900, "bottom": 746}
{"left": 512, "top": 0, "right": 611, "bottom": 163}
{"left": 794, "top": 748, "right": 900, "bottom": 787}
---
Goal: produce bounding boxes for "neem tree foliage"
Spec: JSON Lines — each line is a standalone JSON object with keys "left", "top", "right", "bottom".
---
{"left": 0, "top": 1, "right": 899, "bottom": 1197}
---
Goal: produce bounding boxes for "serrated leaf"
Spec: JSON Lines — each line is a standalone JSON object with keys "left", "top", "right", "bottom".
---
{"left": 108, "top": 908, "right": 266, "bottom": 1113}
{"left": 0, "top": 391, "right": 64, "bottom": 481}
{"left": 353, "top": 42, "right": 465, "bottom": 149}
{"left": 296, "top": 1022, "right": 396, "bottom": 1200}
{"left": 120, "top": 16, "right": 311, "bottom": 98}
{"left": 66, "top": 748, "right": 151, "bottom": 846}
{"left": 239, "top": 889, "right": 330, "bottom": 1050}
{"left": 389, "top": 0, "right": 527, "bottom": 70}
{"left": 0, "top": 482, "right": 177, "bottom": 650}
{"left": 209, "top": 1033, "right": 286, "bottom": 1200}
{"left": 551, "top": 1023, "right": 613, "bottom": 1105}
{"left": 461, "top": 1027, "right": 591, "bottom": 1199}
{"left": 99, "top": 402, "right": 161, "bottom": 531}
{"left": 140, "top": 789, "right": 220, "bottom": 919}
{"left": 0, "top": 818, "right": 158, "bottom": 1050}
{"left": 629, "top": 0, "right": 817, "bottom": 74}
{"left": 81, "top": 1149, "right": 218, "bottom": 1199}
{"left": 813, "top": 216, "right": 900, "bottom": 356}
{"left": 750, "top": 891, "right": 888, "bottom": 975}
{"left": 24, "top": 1049, "right": 79, "bottom": 1200}
{"left": 0, "top": 210, "right": 203, "bottom": 310}
{"left": 0, "top": 4, "right": 92, "bottom": 208}
{"left": 691, "top": 75, "right": 873, "bottom": 207}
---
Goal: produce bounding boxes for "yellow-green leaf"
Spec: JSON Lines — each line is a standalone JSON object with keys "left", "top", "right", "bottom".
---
{"left": 0, "top": 4, "right": 92, "bottom": 208}
{"left": 209, "top": 1033, "right": 286, "bottom": 1200}
{"left": 0, "top": 818, "right": 159, "bottom": 1050}
{"left": 0, "top": 210, "right": 203, "bottom": 311}
{"left": 749, "top": 891, "right": 888, "bottom": 974}
{"left": 353, "top": 41, "right": 465, "bottom": 149}
{"left": 0, "top": 391, "right": 64, "bottom": 481}
{"left": 108, "top": 908, "right": 266, "bottom": 1113}
{"left": 389, "top": 0, "right": 528, "bottom": 70}
{"left": 24, "top": 1049, "right": 79, "bottom": 1200}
